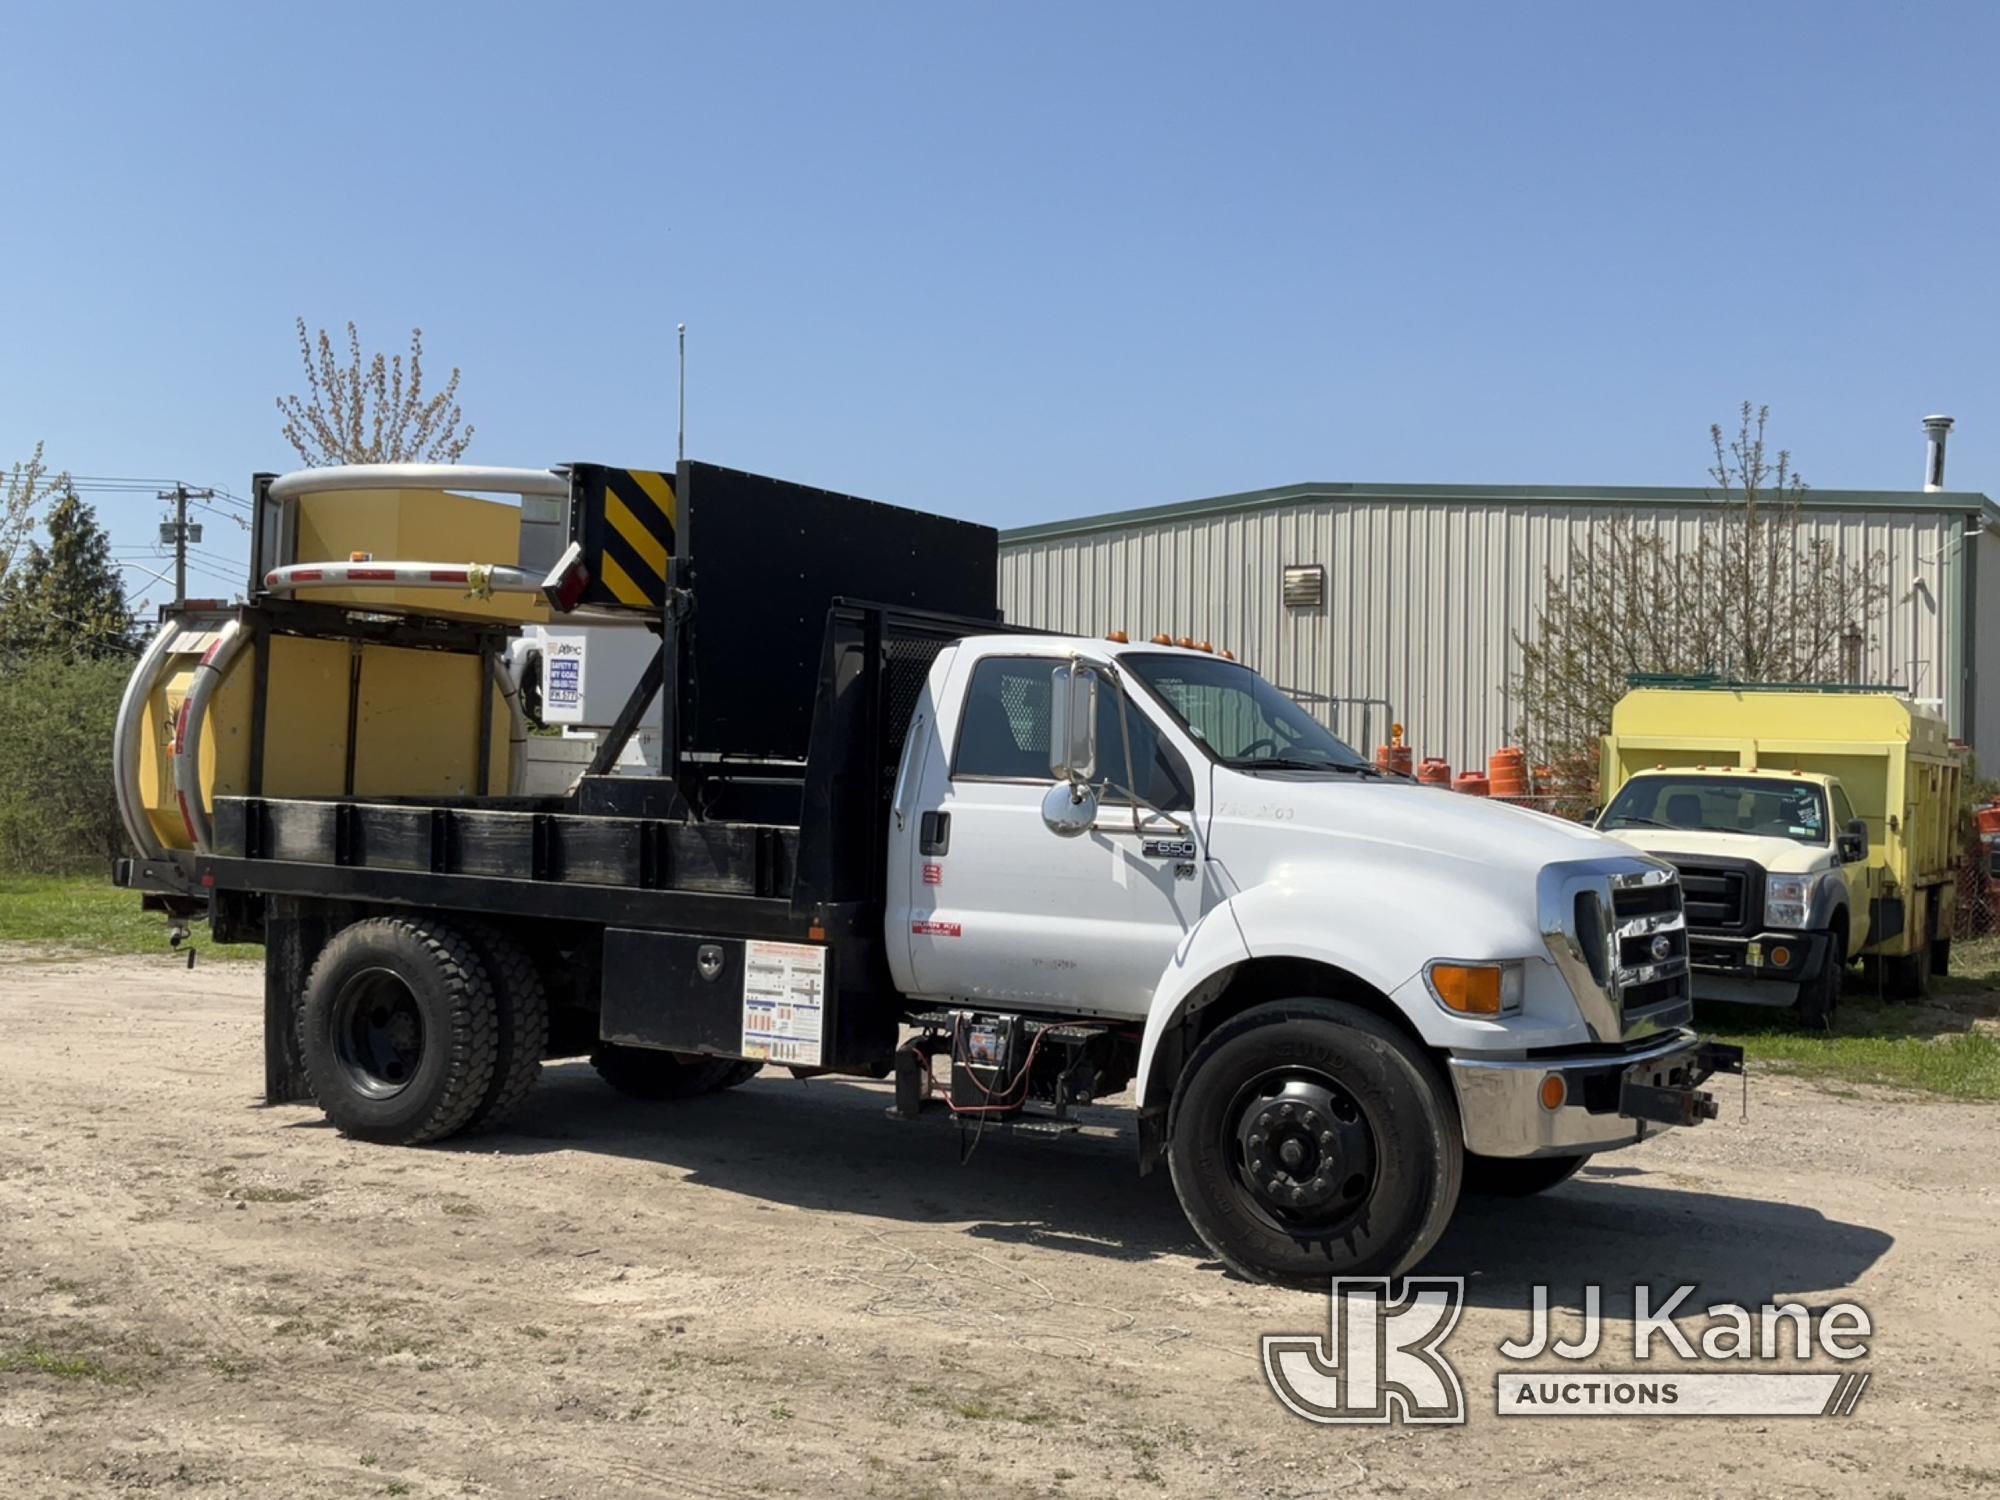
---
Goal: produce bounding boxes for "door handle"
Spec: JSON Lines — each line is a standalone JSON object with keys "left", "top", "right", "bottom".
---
{"left": 919, "top": 810, "right": 951, "bottom": 856}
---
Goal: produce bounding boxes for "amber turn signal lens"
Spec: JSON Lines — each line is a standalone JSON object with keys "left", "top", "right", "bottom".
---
{"left": 1539, "top": 1074, "right": 1568, "bottom": 1111}
{"left": 1429, "top": 963, "right": 1504, "bottom": 1015}
{"left": 1770, "top": 945, "right": 1792, "bottom": 967}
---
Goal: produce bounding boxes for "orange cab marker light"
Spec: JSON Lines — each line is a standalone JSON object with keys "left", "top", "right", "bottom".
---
{"left": 808, "top": 924, "right": 826, "bottom": 941}
{"left": 1429, "top": 963, "right": 1503, "bottom": 1015}
{"left": 1105, "top": 630, "right": 1129, "bottom": 643}
{"left": 1150, "top": 633, "right": 1173, "bottom": 646}
{"left": 1539, "top": 1075, "right": 1567, "bottom": 1111}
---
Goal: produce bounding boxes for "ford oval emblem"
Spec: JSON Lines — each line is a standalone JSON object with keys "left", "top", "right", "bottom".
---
{"left": 1650, "top": 934, "right": 1672, "bottom": 962}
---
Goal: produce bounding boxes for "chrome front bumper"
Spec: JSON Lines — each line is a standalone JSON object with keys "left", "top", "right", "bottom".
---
{"left": 1447, "top": 1030, "right": 1743, "bottom": 1159}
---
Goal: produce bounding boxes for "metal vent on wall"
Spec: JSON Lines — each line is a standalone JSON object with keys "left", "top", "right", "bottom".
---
{"left": 1282, "top": 564, "right": 1325, "bottom": 608}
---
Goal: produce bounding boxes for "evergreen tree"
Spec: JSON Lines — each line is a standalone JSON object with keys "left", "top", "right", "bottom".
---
{"left": 0, "top": 488, "right": 136, "bottom": 659}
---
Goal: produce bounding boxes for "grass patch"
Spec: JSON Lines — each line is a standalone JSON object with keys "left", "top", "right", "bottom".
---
{"left": 0, "top": 875, "right": 260, "bottom": 960}
{"left": 0, "top": 1343, "right": 132, "bottom": 1385}
{"left": 1704, "top": 992, "right": 2000, "bottom": 1102}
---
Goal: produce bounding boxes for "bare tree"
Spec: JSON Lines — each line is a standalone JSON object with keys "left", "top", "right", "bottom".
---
{"left": 276, "top": 319, "right": 474, "bottom": 467}
{"left": 1513, "top": 403, "right": 1894, "bottom": 794}
{"left": 1, "top": 442, "right": 66, "bottom": 585}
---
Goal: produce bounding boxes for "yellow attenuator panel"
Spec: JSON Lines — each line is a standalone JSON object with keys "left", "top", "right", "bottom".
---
{"left": 292, "top": 487, "right": 549, "bottom": 626}
{"left": 136, "top": 633, "right": 514, "bottom": 851}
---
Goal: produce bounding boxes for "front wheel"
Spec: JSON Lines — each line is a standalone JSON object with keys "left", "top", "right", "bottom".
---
{"left": 1795, "top": 921, "right": 1846, "bottom": 1032}
{"left": 1166, "top": 999, "right": 1462, "bottom": 1288}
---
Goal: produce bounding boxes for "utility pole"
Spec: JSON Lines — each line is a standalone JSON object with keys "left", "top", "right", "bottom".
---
{"left": 156, "top": 484, "right": 214, "bottom": 607}
{"left": 677, "top": 322, "right": 687, "bottom": 463}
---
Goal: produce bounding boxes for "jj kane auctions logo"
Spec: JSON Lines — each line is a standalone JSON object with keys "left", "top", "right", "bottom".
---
{"left": 1263, "top": 1279, "right": 1871, "bottom": 1423}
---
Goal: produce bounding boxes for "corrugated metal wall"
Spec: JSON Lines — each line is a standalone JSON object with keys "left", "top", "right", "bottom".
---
{"left": 999, "top": 499, "right": 1973, "bottom": 773}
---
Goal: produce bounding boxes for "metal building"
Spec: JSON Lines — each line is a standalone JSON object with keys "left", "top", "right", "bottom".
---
{"left": 999, "top": 425, "right": 2000, "bottom": 774}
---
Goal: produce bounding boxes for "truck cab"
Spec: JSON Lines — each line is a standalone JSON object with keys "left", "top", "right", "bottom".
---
{"left": 1595, "top": 767, "right": 1871, "bottom": 1024}
{"left": 1594, "top": 682, "right": 1965, "bottom": 1017}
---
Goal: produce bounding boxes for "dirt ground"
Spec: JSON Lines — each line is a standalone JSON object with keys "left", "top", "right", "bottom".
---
{"left": 2, "top": 954, "right": 1997, "bottom": 1499}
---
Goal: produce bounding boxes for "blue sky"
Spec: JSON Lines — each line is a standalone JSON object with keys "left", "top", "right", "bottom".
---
{"left": 4, "top": 2, "right": 1996, "bottom": 609}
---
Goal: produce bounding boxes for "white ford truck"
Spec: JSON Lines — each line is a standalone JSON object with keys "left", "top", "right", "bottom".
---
{"left": 115, "top": 458, "right": 1742, "bottom": 1288}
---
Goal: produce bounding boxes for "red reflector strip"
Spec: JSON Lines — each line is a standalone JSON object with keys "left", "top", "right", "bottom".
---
{"left": 199, "top": 639, "right": 224, "bottom": 668}
{"left": 428, "top": 569, "right": 469, "bottom": 583}
{"left": 172, "top": 699, "right": 191, "bottom": 755}
{"left": 176, "top": 791, "right": 196, "bottom": 842}
{"left": 347, "top": 569, "right": 396, "bottom": 581}
{"left": 200, "top": 872, "right": 216, "bottom": 888}
{"left": 289, "top": 569, "right": 323, "bottom": 582}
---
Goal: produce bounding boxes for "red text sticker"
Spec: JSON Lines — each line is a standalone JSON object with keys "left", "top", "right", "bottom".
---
{"left": 911, "top": 920, "right": 962, "bottom": 938}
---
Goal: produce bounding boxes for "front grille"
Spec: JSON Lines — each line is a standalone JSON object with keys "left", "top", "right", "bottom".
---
{"left": 1677, "top": 865, "right": 1747, "bottom": 928}
{"left": 1609, "top": 872, "right": 1692, "bottom": 1025}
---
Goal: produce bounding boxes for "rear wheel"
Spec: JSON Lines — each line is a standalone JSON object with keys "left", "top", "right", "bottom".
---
{"left": 1167, "top": 998, "right": 1461, "bottom": 1288}
{"left": 297, "top": 916, "right": 498, "bottom": 1145}
{"left": 462, "top": 926, "right": 550, "bottom": 1131}
{"left": 1463, "top": 1152, "right": 1590, "bottom": 1196}
{"left": 591, "top": 1044, "right": 748, "bottom": 1101}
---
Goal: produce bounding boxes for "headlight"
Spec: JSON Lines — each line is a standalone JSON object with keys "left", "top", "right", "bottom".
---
{"left": 1425, "top": 960, "right": 1525, "bottom": 1016}
{"left": 1765, "top": 873, "right": 1820, "bottom": 928}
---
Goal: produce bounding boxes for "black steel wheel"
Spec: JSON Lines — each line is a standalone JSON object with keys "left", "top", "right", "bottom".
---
{"left": 1463, "top": 1151, "right": 1591, "bottom": 1196}
{"left": 297, "top": 916, "right": 499, "bottom": 1145}
{"left": 1225, "top": 1071, "right": 1378, "bottom": 1234}
{"left": 1168, "top": 998, "right": 1461, "bottom": 1288}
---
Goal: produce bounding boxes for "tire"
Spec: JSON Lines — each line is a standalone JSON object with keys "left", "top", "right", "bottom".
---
{"left": 1795, "top": 919, "right": 1845, "bottom": 1032}
{"left": 590, "top": 1043, "right": 741, "bottom": 1101}
{"left": 1884, "top": 937, "right": 1932, "bottom": 1000}
{"left": 1463, "top": 1152, "right": 1590, "bottom": 1197}
{"left": 297, "top": 916, "right": 499, "bottom": 1145}
{"left": 462, "top": 925, "right": 551, "bottom": 1131}
{"left": 1166, "top": 998, "right": 1462, "bottom": 1289}
{"left": 711, "top": 1059, "right": 764, "bottom": 1091}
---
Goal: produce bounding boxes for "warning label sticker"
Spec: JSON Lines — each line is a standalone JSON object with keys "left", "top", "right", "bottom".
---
{"left": 741, "top": 940, "right": 826, "bottom": 1067}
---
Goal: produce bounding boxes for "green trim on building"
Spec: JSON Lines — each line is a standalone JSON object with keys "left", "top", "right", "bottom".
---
{"left": 1000, "top": 479, "right": 2000, "bottom": 544}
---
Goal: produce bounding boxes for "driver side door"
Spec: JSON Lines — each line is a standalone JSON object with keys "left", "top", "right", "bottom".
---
{"left": 901, "top": 652, "right": 1208, "bottom": 1018}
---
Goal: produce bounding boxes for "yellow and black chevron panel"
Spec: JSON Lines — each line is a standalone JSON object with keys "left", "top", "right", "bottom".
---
{"left": 567, "top": 463, "right": 677, "bottom": 611}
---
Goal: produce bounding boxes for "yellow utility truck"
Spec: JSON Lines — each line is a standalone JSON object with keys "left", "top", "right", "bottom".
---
{"left": 1596, "top": 681, "right": 1963, "bottom": 1021}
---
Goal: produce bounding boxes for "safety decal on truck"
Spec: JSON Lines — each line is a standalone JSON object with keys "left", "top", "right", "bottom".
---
{"left": 741, "top": 939, "right": 825, "bottom": 1067}
{"left": 911, "top": 920, "right": 961, "bottom": 937}
{"left": 922, "top": 863, "right": 942, "bottom": 886}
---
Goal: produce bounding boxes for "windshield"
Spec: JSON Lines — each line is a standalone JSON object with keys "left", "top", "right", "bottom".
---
{"left": 1599, "top": 775, "right": 1830, "bottom": 845}
{"left": 1121, "top": 652, "right": 1374, "bottom": 770}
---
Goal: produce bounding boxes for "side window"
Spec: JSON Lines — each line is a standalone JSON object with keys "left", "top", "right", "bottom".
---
{"left": 1096, "top": 684, "right": 1192, "bottom": 810}
{"left": 952, "top": 658, "right": 1053, "bottom": 780}
{"left": 1830, "top": 784, "right": 1856, "bottom": 831}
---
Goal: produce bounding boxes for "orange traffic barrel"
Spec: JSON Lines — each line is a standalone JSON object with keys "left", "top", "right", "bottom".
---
{"left": 1977, "top": 802, "right": 2000, "bottom": 836}
{"left": 1453, "top": 772, "right": 1490, "bottom": 797}
{"left": 1488, "top": 746, "right": 1529, "bottom": 798}
{"left": 1417, "top": 757, "right": 1452, "bottom": 787}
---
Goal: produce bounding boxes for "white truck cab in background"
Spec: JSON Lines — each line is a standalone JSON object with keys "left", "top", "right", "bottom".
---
{"left": 882, "top": 635, "right": 1739, "bottom": 1284}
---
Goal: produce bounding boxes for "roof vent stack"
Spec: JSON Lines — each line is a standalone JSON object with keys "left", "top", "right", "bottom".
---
{"left": 1923, "top": 414, "right": 1955, "bottom": 492}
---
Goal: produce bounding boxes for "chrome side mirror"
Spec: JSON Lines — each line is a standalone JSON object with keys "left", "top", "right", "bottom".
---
{"left": 1048, "top": 663, "right": 1100, "bottom": 784}
{"left": 1041, "top": 780, "right": 1099, "bottom": 838}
